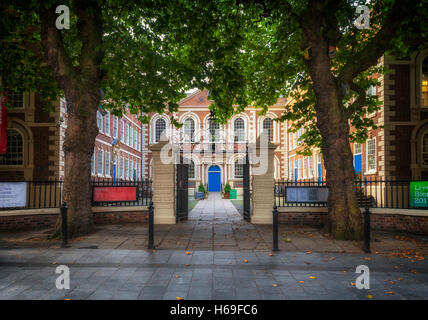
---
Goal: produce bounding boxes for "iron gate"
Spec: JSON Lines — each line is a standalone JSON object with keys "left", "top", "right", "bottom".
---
{"left": 176, "top": 161, "right": 188, "bottom": 222}
{"left": 243, "top": 148, "right": 251, "bottom": 221}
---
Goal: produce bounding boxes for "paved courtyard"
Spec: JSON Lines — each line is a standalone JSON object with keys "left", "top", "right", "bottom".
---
{"left": 0, "top": 193, "right": 427, "bottom": 300}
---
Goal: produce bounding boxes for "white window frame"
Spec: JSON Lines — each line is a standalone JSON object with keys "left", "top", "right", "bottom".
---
{"left": 97, "top": 111, "right": 103, "bottom": 133}
{"left": 366, "top": 138, "right": 377, "bottom": 173}
{"left": 105, "top": 151, "right": 111, "bottom": 177}
{"left": 125, "top": 123, "right": 130, "bottom": 145}
{"left": 120, "top": 119, "right": 124, "bottom": 143}
{"left": 104, "top": 112, "right": 110, "bottom": 136}
{"left": 125, "top": 158, "right": 129, "bottom": 180}
{"left": 91, "top": 151, "right": 95, "bottom": 175}
{"left": 113, "top": 116, "right": 118, "bottom": 139}
{"left": 134, "top": 129, "right": 138, "bottom": 149}
{"left": 130, "top": 126, "right": 133, "bottom": 148}
{"left": 97, "top": 149, "right": 104, "bottom": 176}
{"left": 120, "top": 156, "right": 124, "bottom": 179}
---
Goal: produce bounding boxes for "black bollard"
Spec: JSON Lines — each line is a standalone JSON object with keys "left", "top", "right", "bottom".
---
{"left": 363, "top": 206, "right": 371, "bottom": 253}
{"left": 272, "top": 206, "right": 279, "bottom": 252}
{"left": 60, "top": 202, "right": 68, "bottom": 248}
{"left": 148, "top": 202, "right": 155, "bottom": 250}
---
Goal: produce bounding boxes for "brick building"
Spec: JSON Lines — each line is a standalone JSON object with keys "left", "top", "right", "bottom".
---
{"left": 142, "top": 90, "right": 289, "bottom": 194}
{"left": 0, "top": 93, "right": 143, "bottom": 182}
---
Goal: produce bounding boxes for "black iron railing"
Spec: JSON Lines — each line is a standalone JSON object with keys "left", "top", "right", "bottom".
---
{"left": 274, "top": 178, "right": 418, "bottom": 209}
{"left": 0, "top": 180, "right": 63, "bottom": 210}
{"left": 0, "top": 179, "right": 152, "bottom": 210}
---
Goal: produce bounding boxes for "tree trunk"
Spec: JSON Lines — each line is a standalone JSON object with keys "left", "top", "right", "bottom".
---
{"left": 56, "top": 88, "right": 100, "bottom": 237}
{"left": 301, "top": 0, "right": 363, "bottom": 240}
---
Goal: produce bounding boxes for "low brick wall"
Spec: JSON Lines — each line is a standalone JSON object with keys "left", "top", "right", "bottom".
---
{"left": 0, "top": 207, "right": 148, "bottom": 231}
{"left": 0, "top": 214, "right": 58, "bottom": 231}
{"left": 278, "top": 208, "right": 428, "bottom": 235}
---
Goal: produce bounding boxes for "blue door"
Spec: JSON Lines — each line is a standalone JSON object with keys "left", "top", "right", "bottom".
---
{"left": 208, "top": 165, "right": 221, "bottom": 192}
{"left": 317, "top": 163, "right": 322, "bottom": 184}
{"left": 354, "top": 154, "right": 362, "bottom": 180}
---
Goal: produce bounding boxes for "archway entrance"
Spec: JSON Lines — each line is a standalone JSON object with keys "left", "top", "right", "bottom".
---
{"left": 208, "top": 165, "right": 221, "bottom": 192}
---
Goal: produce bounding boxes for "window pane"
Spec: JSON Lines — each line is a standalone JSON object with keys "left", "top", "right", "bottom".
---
{"left": 367, "top": 139, "right": 376, "bottom": 171}
{"left": 97, "top": 150, "right": 103, "bottom": 175}
{"left": 263, "top": 118, "right": 273, "bottom": 142}
{"left": 188, "top": 160, "right": 195, "bottom": 178}
{"left": 184, "top": 118, "right": 195, "bottom": 142}
{"left": 209, "top": 120, "right": 220, "bottom": 142}
{"left": 0, "top": 129, "right": 23, "bottom": 165}
{"left": 234, "top": 160, "right": 243, "bottom": 178}
{"left": 155, "top": 119, "right": 166, "bottom": 142}
{"left": 234, "top": 118, "right": 245, "bottom": 142}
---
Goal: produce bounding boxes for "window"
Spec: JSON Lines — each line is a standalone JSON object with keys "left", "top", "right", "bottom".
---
{"left": 234, "top": 159, "right": 244, "bottom": 178}
{"left": 120, "top": 156, "right": 124, "bottom": 179}
{"left": 97, "top": 149, "right": 104, "bottom": 176}
{"left": 209, "top": 119, "right": 220, "bottom": 142}
{"left": 130, "top": 127, "right": 133, "bottom": 147}
{"left": 9, "top": 92, "right": 24, "bottom": 108}
{"left": 125, "top": 159, "right": 129, "bottom": 180}
{"left": 234, "top": 118, "right": 245, "bottom": 142}
{"left": 134, "top": 129, "right": 138, "bottom": 148}
{"left": 188, "top": 160, "right": 195, "bottom": 179}
{"left": 91, "top": 152, "right": 95, "bottom": 175}
{"left": 308, "top": 156, "right": 314, "bottom": 178}
{"left": 263, "top": 118, "right": 274, "bottom": 142}
{"left": 366, "top": 139, "right": 376, "bottom": 172}
{"left": 422, "top": 56, "right": 428, "bottom": 108}
{"left": 137, "top": 163, "right": 141, "bottom": 181}
{"left": 297, "top": 158, "right": 301, "bottom": 179}
{"left": 125, "top": 123, "right": 130, "bottom": 145}
{"left": 138, "top": 133, "right": 141, "bottom": 151}
{"left": 155, "top": 118, "right": 166, "bottom": 142}
{"left": 120, "top": 119, "right": 124, "bottom": 142}
{"left": 104, "top": 112, "right": 110, "bottom": 136}
{"left": 354, "top": 143, "right": 362, "bottom": 154}
{"left": 183, "top": 118, "right": 195, "bottom": 142}
{"left": 113, "top": 116, "right": 118, "bottom": 139}
{"left": 0, "top": 129, "right": 23, "bottom": 165}
{"left": 423, "top": 132, "right": 428, "bottom": 165}
{"left": 293, "top": 132, "right": 297, "bottom": 148}
{"left": 105, "top": 152, "right": 111, "bottom": 177}
{"left": 97, "top": 111, "right": 103, "bottom": 132}
{"left": 130, "top": 160, "right": 134, "bottom": 180}
{"left": 303, "top": 157, "right": 307, "bottom": 178}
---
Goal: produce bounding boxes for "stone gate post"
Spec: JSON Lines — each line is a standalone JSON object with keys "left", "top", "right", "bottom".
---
{"left": 149, "top": 136, "right": 176, "bottom": 224}
{"left": 250, "top": 134, "right": 278, "bottom": 224}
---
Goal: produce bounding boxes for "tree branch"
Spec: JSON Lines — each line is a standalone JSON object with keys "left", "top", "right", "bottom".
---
{"left": 338, "top": 0, "right": 419, "bottom": 83}
{"left": 75, "top": 0, "right": 104, "bottom": 81}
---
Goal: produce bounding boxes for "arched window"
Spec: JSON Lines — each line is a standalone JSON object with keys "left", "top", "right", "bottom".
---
{"left": 209, "top": 119, "right": 220, "bottom": 142}
{"left": 234, "top": 118, "right": 245, "bottom": 142}
{"left": 183, "top": 118, "right": 195, "bottom": 142}
{"left": 422, "top": 56, "right": 428, "bottom": 108}
{"left": 263, "top": 118, "right": 274, "bottom": 142}
{"left": 423, "top": 132, "right": 428, "bottom": 165}
{"left": 155, "top": 118, "right": 166, "bottom": 142}
{"left": 234, "top": 159, "right": 244, "bottom": 178}
{"left": 188, "top": 160, "right": 195, "bottom": 179}
{"left": 0, "top": 129, "right": 23, "bottom": 165}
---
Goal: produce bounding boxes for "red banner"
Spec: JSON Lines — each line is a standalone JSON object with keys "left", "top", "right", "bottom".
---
{"left": 0, "top": 95, "right": 8, "bottom": 154}
{"left": 93, "top": 186, "right": 137, "bottom": 202}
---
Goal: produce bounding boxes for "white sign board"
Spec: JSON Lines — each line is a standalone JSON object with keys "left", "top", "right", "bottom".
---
{"left": 0, "top": 182, "right": 27, "bottom": 208}
{"left": 286, "top": 187, "right": 328, "bottom": 203}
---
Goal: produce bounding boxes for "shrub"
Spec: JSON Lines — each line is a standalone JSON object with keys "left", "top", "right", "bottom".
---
{"left": 224, "top": 182, "right": 231, "bottom": 194}
{"left": 198, "top": 183, "right": 206, "bottom": 193}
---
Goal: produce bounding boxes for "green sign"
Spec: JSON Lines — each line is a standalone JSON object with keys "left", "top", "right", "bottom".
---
{"left": 410, "top": 181, "right": 428, "bottom": 208}
{"left": 229, "top": 189, "right": 237, "bottom": 199}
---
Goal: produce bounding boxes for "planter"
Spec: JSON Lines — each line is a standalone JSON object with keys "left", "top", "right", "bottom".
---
{"left": 223, "top": 192, "right": 230, "bottom": 199}
{"left": 195, "top": 192, "right": 205, "bottom": 200}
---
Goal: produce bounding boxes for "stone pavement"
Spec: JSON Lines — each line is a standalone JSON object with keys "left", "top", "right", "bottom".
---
{"left": 0, "top": 247, "right": 427, "bottom": 300}
{"left": 1, "top": 193, "right": 428, "bottom": 300}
